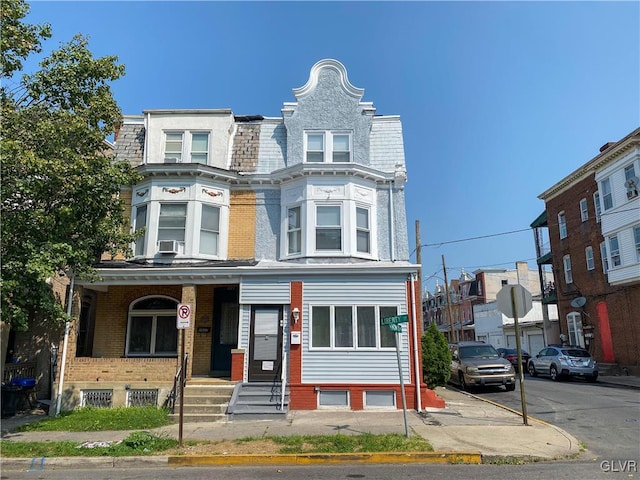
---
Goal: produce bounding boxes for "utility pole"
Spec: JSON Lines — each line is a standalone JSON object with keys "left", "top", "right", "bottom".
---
{"left": 415, "top": 220, "right": 422, "bottom": 318}
{"left": 442, "top": 255, "right": 456, "bottom": 343}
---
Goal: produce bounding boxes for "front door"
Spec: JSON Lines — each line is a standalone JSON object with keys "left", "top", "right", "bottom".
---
{"left": 211, "top": 286, "right": 239, "bottom": 377}
{"left": 248, "top": 306, "right": 283, "bottom": 382}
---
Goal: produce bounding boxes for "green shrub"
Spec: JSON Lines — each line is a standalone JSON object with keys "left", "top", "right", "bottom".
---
{"left": 422, "top": 322, "right": 451, "bottom": 388}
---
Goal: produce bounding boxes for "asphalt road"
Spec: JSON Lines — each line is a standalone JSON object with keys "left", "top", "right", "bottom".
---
{"left": 471, "top": 375, "right": 640, "bottom": 461}
{"left": 1, "top": 461, "right": 636, "bottom": 480}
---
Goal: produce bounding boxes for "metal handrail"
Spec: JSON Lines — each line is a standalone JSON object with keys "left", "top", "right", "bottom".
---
{"left": 280, "top": 350, "right": 287, "bottom": 411}
{"left": 164, "top": 353, "right": 188, "bottom": 413}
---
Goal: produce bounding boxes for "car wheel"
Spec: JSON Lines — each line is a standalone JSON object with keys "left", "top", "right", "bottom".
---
{"left": 550, "top": 365, "right": 560, "bottom": 381}
{"left": 587, "top": 373, "right": 598, "bottom": 383}
{"left": 505, "top": 383, "right": 516, "bottom": 392}
{"left": 528, "top": 362, "right": 537, "bottom": 377}
{"left": 459, "top": 372, "right": 467, "bottom": 391}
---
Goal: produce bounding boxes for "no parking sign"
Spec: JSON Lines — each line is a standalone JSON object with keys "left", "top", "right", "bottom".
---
{"left": 177, "top": 303, "right": 191, "bottom": 329}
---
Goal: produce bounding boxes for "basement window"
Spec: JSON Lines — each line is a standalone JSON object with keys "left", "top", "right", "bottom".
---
{"left": 364, "top": 390, "right": 395, "bottom": 408}
{"left": 318, "top": 390, "right": 349, "bottom": 408}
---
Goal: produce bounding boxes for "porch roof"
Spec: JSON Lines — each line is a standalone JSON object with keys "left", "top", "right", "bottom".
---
{"left": 79, "top": 259, "right": 419, "bottom": 287}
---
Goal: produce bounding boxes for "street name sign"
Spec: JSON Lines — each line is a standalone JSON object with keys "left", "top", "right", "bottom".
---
{"left": 381, "top": 314, "right": 409, "bottom": 326}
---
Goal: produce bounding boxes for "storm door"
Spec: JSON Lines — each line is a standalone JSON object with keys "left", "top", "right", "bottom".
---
{"left": 248, "top": 306, "right": 283, "bottom": 382}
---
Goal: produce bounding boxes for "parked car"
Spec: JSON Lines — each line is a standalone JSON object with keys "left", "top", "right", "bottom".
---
{"left": 449, "top": 341, "right": 516, "bottom": 392}
{"left": 527, "top": 346, "right": 598, "bottom": 382}
{"left": 497, "top": 347, "right": 531, "bottom": 371}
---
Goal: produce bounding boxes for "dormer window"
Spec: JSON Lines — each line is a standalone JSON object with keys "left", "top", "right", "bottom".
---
{"left": 305, "top": 131, "right": 351, "bottom": 163}
{"left": 163, "top": 131, "right": 210, "bottom": 164}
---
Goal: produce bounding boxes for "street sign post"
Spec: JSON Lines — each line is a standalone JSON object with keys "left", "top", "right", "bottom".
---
{"left": 496, "top": 284, "right": 532, "bottom": 426}
{"left": 381, "top": 314, "right": 409, "bottom": 437}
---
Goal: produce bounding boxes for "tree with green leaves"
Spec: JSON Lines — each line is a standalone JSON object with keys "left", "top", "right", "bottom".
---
{"left": 421, "top": 321, "right": 452, "bottom": 389}
{"left": 1, "top": 0, "right": 140, "bottom": 333}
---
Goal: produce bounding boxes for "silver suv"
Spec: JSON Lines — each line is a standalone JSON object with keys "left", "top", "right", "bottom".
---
{"left": 449, "top": 341, "right": 516, "bottom": 391}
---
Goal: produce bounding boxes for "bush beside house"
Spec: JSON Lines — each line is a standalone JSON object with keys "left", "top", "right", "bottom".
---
{"left": 421, "top": 322, "right": 451, "bottom": 389}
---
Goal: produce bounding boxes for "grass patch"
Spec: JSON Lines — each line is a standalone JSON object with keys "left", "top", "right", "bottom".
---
{"left": 1, "top": 431, "right": 178, "bottom": 457}
{"left": 15, "top": 406, "right": 171, "bottom": 432}
{"left": 240, "top": 433, "right": 433, "bottom": 454}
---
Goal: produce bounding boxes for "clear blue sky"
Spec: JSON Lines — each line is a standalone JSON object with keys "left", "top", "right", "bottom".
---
{"left": 26, "top": 1, "right": 640, "bottom": 294}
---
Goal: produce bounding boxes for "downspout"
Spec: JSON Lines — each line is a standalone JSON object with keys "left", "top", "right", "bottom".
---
{"left": 143, "top": 112, "right": 150, "bottom": 164}
{"left": 410, "top": 273, "right": 422, "bottom": 412}
{"left": 55, "top": 274, "right": 74, "bottom": 416}
{"left": 389, "top": 181, "right": 395, "bottom": 262}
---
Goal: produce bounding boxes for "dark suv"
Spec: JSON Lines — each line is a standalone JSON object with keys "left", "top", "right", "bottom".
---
{"left": 449, "top": 341, "right": 516, "bottom": 391}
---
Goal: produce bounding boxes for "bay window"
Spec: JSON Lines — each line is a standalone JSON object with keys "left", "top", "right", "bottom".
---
{"left": 199, "top": 205, "right": 220, "bottom": 255}
{"left": 287, "top": 206, "right": 302, "bottom": 255}
{"left": 601, "top": 178, "right": 613, "bottom": 210}
{"left": 158, "top": 203, "right": 187, "bottom": 248}
{"left": 134, "top": 204, "right": 147, "bottom": 256}
{"left": 608, "top": 234, "right": 621, "bottom": 267}
{"left": 316, "top": 205, "right": 342, "bottom": 251}
{"left": 356, "top": 207, "right": 370, "bottom": 253}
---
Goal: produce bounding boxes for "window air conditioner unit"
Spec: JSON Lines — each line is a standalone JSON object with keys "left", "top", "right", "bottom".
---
{"left": 158, "top": 240, "right": 179, "bottom": 254}
{"left": 164, "top": 157, "right": 179, "bottom": 164}
{"left": 625, "top": 176, "right": 639, "bottom": 200}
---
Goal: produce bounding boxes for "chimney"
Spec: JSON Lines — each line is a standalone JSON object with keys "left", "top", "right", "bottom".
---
{"left": 599, "top": 142, "right": 615, "bottom": 153}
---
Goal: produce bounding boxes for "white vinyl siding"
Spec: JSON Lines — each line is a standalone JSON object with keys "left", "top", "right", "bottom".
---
{"left": 301, "top": 277, "right": 410, "bottom": 384}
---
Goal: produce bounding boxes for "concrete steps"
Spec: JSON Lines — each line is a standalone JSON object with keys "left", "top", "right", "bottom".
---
{"left": 227, "top": 382, "right": 289, "bottom": 420}
{"left": 168, "top": 381, "right": 235, "bottom": 423}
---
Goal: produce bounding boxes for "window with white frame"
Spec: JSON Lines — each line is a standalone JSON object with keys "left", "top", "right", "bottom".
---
{"left": 356, "top": 207, "right": 370, "bottom": 254}
{"left": 199, "top": 205, "right": 220, "bottom": 255}
{"left": 608, "top": 234, "right": 621, "bottom": 267}
{"left": 287, "top": 206, "right": 302, "bottom": 255}
{"left": 310, "top": 305, "right": 398, "bottom": 349}
{"left": 563, "top": 254, "right": 573, "bottom": 284}
{"left": 593, "top": 192, "right": 602, "bottom": 223}
{"left": 190, "top": 133, "right": 209, "bottom": 164}
{"left": 134, "top": 204, "right": 147, "bottom": 256}
{"left": 600, "top": 241, "right": 609, "bottom": 273}
{"left": 566, "top": 312, "right": 585, "bottom": 348}
{"left": 127, "top": 297, "right": 178, "bottom": 356}
{"left": 163, "top": 131, "right": 210, "bottom": 164}
{"left": 158, "top": 203, "right": 187, "bottom": 248}
{"left": 625, "top": 164, "right": 637, "bottom": 181}
{"left": 585, "top": 246, "right": 595, "bottom": 271}
{"left": 580, "top": 198, "right": 588, "bottom": 222}
{"left": 316, "top": 205, "right": 342, "bottom": 251}
{"left": 305, "top": 131, "right": 351, "bottom": 163}
{"left": 164, "top": 132, "right": 183, "bottom": 162}
{"left": 634, "top": 225, "right": 640, "bottom": 263}
{"left": 558, "top": 211, "right": 567, "bottom": 239}
{"left": 601, "top": 178, "right": 613, "bottom": 210}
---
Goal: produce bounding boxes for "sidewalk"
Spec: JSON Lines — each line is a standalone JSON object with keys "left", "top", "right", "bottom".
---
{"left": 2, "top": 376, "right": 637, "bottom": 470}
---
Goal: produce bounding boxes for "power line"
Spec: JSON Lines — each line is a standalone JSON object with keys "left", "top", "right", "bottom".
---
{"left": 421, "top": 227, "right": 531, "bottom": 248}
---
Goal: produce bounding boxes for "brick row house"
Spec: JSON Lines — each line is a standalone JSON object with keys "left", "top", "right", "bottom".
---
{"left": 40, "top": 59, "right": 440, "bottom": 413}
{"left": 533, "top": 127, "right": 640, "bottom": 373}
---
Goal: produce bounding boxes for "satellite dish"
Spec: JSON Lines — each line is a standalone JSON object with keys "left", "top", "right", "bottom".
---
{"left": 571, "top": 297, "right": 587, "bottom": 308}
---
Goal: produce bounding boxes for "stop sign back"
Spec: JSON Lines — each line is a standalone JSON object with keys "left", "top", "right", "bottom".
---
{"left": 496, "top": 285, "right": 533, "bottom": 318}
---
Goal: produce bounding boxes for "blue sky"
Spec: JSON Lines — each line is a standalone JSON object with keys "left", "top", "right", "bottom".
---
{"left": 26, "top": 1, "right": 640, "bottom": 293}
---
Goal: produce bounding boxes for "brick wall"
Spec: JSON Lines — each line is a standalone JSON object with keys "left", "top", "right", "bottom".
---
{"left": 546, "top": 175, "right": 640, "bottom": 366}
{"left": 228, "top": 190, "right": 256, "bottom": 259}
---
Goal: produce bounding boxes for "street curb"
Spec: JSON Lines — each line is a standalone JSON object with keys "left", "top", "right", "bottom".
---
{"left": 167, "top": 451, "right": 483, "bottom": 466}
{"left": 1, "top": 452, "right": 482, "bottom": 470}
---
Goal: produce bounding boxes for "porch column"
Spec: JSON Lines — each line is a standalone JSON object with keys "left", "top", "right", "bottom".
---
{"left": 180, "top": 285, "right": 197, "bottom": 380}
